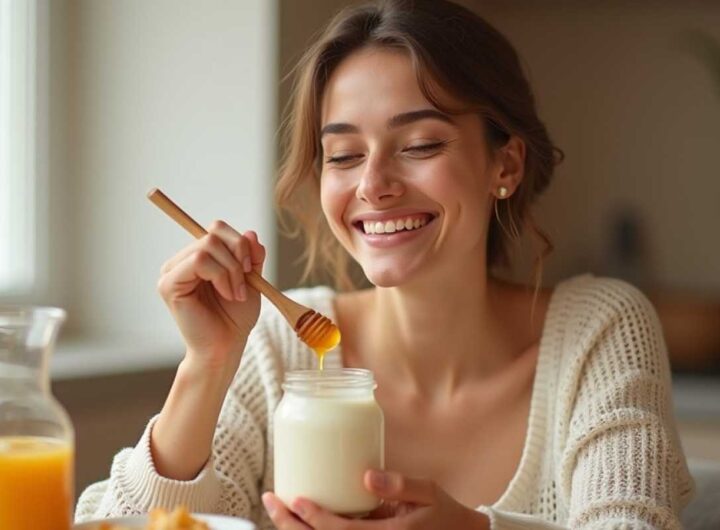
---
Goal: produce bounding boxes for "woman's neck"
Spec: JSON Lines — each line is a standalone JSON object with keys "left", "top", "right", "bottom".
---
{"left": 361, "top": 265, "right": 523, "bottom": 400}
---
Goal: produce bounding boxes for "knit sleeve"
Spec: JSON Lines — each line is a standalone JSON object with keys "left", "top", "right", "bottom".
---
{"left": 478, "top": 279, "right": 694, "bottom": 530}
{"left": 74, "top": 318, "right": 282, "bottom": 526}
{"left": 478, "top": 506, "right": 567, "bottom": 529}
{"left": 555, "top": 279, "right": 694, "bottom": 529}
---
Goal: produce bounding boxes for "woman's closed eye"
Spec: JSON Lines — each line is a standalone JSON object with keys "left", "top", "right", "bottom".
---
{"left": 402, "top": 140, "right": 450, "bottom": 158}
{"left": 324, "top": 140, "right": 451, "bottom": 168}
{"left": 325, "top": 152, "right": 364, "bottom": 166}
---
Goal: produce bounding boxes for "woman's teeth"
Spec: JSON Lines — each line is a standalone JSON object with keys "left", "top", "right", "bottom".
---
{"left": 362, "top": 217, "right": 428, "bottom": 235}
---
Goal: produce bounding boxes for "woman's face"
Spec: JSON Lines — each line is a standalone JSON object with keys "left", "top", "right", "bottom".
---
{"left": 319, "top": 47, "right": 513, "bottom": 287}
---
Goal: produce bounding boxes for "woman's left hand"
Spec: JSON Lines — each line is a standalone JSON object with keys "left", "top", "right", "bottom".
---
{"left": 261, "top": 469, "right": 489, "bottom": 529}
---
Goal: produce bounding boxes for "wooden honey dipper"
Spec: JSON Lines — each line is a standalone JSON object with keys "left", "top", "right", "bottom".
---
{"left": 147, "top": 188, "right": 341, "bottom": 365}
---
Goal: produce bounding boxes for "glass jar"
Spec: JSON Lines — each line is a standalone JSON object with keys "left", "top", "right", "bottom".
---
{"left": 274, "top": 368, "right": 384, "bottom": 515}
{"left": 0, "top": 306, "right": 75, "bottom": 530}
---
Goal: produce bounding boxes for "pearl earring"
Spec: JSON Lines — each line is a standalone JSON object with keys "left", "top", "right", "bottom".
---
{"left": 498, "top": 186, "right": 509, "bottom": 198}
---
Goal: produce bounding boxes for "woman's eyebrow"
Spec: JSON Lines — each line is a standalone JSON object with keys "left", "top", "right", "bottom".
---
{"left": 320, "top": 122, "right": 359, "bottom": 138}
{"left": 387, "top": 109, "right": 455, "bottom": 128}
{"left": 320, "top": 108, "right": 455, "bottom": 138}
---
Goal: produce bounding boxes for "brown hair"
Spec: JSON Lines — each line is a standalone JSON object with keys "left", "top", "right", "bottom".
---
{"left": 276, "top": 0, "right": 563, "bottom": 290}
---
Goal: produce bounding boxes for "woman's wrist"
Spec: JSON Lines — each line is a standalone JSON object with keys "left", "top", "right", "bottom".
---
{"left": 178, "top": 351, "right": 242, "bottom": 390}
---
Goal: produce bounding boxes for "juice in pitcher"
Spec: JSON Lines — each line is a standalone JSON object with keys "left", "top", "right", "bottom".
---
{"left": 0, "top": 437, "right": 74, "bottom": 530}
{"left": 0, "top": 307, "right": 75, "bottom": 530}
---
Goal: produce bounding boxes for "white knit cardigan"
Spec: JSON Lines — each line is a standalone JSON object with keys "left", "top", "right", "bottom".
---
{"left": 75, "top": 275, "right": 694, "bottom": 529}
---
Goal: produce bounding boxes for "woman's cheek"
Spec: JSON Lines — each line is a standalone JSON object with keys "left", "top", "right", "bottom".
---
{"left": 321, "top": 173, "right": 354, "bottom": 231}
{"left": 417, "top": 158, "right": 484, "bottom": 201}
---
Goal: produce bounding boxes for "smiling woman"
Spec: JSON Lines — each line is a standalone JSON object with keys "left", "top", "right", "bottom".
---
{"left": 75, "top": 1, "right": 694, "bottom": 529}
{"left": 314, "top": 46, "right": 534, "bottom": 289}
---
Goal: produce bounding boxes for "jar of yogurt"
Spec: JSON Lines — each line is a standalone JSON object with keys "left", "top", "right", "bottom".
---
{"left": 273, "top": 368, "right": 384, "bottom": 515}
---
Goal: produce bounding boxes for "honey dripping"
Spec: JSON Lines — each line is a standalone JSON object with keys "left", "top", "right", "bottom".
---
{"left": 309, "top": 326, "right": 341, "bottom": 371}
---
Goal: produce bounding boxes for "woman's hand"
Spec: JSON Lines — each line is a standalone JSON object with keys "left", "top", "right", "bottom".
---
{"left": 261, "top": 469, "right": 489, "bottom": 530}
{"left": 157, "top": 221, "right": 266, "bottom": 371}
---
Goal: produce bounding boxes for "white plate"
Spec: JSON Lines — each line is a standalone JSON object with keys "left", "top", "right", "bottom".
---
{"left": 73, "top": 513, "right": 255, "bottom": 530}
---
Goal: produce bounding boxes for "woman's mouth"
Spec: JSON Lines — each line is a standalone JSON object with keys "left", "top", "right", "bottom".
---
{"left": 361, "top": 214, "right": 433, "bottom": 234}
{"left": 352, "top": 213, "right": 436, "bottom": 247}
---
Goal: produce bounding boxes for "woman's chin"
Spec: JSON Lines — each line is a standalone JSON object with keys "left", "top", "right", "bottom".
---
{"left": 362, "top": 263, "right": 419, "bottom": 288}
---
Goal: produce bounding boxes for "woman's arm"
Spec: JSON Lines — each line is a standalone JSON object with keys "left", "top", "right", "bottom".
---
{"left": 557, "top": 281, "right": 694, "bottom": 529}
{"left": 74, "top": 322, "right": 276, "bottom": 523}
{"left": 151, "top": 352, "right": 244, "bottom": 481}
{"left": 477, "top": 280, "right": 694, "bottom": 530}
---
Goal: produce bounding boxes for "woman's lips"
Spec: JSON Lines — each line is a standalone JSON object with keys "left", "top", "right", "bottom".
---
{"left": 353, "top": 215, "right": 436, "bottom": 248}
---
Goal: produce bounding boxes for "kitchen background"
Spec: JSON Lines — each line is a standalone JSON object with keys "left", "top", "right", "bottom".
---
{"left": 1, "top": 0, "right": 718, "bottom": 500}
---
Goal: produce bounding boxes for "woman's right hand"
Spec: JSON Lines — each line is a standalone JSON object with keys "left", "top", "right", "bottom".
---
{"left": 157, "top": 220, "right": 266, "bottom": 372}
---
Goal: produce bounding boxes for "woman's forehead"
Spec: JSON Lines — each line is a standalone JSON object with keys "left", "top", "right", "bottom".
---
{"left": 320, "top": 48, "right": 436, "bottom": 126}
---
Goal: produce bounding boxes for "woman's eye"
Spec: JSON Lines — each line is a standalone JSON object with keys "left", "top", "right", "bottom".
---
{"left": 402, "top": 141, "right": 447, "bottom": 157}
{"left": 324, "top": 141, "right": 448, "bottom": 166}
{"left": 325, "top": 153, "right": 363, "bottom": 166}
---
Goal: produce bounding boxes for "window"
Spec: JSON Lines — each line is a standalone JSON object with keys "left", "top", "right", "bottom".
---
{"left": 0, "top": 0, "right": 39, "bottom": 295}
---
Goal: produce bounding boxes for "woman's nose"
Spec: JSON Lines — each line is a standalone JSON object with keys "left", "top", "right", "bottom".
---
{"left": 355, "top": 160, "right": 404, "bottom": 204}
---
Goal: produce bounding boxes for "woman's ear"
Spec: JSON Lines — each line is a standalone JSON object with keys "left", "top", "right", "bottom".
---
{"left": 492, "top": 136, "right": 525, "bottom": 198}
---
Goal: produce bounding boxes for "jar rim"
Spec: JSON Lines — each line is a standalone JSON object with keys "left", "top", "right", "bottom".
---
{"left": 283, "top": 368, "right": 376, "bottom": 393}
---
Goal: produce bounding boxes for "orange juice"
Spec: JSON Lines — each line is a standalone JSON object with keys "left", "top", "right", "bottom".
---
{"left": 0, "top": 436, "right": 74, "bottom": 530}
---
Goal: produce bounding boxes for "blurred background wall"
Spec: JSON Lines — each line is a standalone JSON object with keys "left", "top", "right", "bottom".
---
{"left": 463, "top": 1, "right": 720, "bottom": 294}
{"left": 45, "top": 0, "right": 277, "bottom": 357}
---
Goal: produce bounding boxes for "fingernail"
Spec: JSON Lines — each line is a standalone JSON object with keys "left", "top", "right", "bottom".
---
{"left": 262, "top": 495, "right": 275, "bottom": 516}
{"left": 369, "top": 470, "right": 388, "bottom": 489}
{"left": 238, "top": 284, "right": 247, "bottom": 302}
{"left": 243, "top": 256, "right": 252, "bottom": 273}
{"left": 292, "top": 500, "right": 306, "bottom": 518}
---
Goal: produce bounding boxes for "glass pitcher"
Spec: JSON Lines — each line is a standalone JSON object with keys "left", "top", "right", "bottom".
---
{"left": 0, "top": 306, "right": 75, "bottom": 530}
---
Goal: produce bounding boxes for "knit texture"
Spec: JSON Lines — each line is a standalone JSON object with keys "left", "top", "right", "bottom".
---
{"left": 75, "top": 275, "right": 694, "bottom": 529}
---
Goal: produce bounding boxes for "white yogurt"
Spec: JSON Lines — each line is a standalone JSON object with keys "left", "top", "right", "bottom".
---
{"left": 273, "top": 369, "right": 384, "bottom": 515}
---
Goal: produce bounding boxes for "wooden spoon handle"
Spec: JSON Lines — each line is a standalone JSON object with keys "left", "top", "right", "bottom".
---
{"left": 147, "top": 188, "right": 307, "bottom": 324}
{"left": 147, "top": 187, "right": 206, "bottom": 239}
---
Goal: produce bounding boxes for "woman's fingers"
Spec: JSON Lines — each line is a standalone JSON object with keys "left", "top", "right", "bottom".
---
{"left": 160, "top": 239, "right": 202, "bottom": 275}
{"left": 290, "top": 498, "right": 353, "bottom": 529}
{"left": 159, "top": 248, "right": 234, "bottom": 302}
{"left": 262, "top": 493, "right": 312, "bottom": 530}
{"left": 207, "top": 220, "right": 252, "bottom": 301}
{"left": 203, "top": 231, "right": 247, "bottom": 301}
{"left": 364, "top": 470, "right": 438, "bottom": 505}
{"left": 243, "top": 230, "right": 266, "bottom": 274}
{"left": 291, "top": 497, "right": 399, "bottom": 530}
{"left": 159, "top": 221, "right": 266, "bottom": 303}
{"left": 203, "top": 221, "right": 266, "bottom": 300}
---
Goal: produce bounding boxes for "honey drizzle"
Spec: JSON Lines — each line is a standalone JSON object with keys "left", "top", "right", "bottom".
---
{"left": 311, "top": 326, "right": 341, "bottom": 371}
